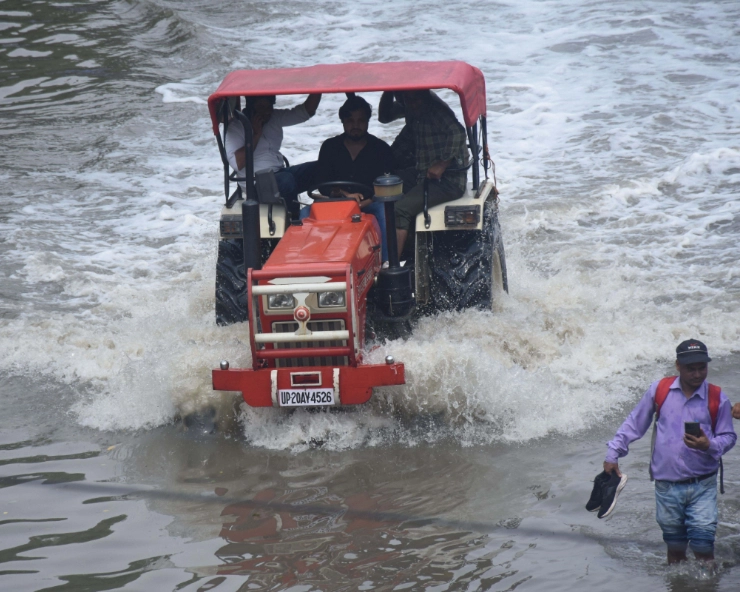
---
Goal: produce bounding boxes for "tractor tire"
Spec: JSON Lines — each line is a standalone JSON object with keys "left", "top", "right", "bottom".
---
{"left": 428, "top": 202, "right": 508, "bottom": 313}
{"left": 215, "top": 239, "right": 248, "bottom": 326}
{"left": 215, "top": 238, "right": 278, "bottom": 326}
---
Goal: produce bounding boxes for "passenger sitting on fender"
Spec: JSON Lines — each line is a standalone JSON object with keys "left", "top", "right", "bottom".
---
{"left": 313, "top": 95, "right": 393, "bottom": 262}
{"left": 384, "top": 90, "right": 468, "bottom": 257}
{"left": 225, "top": 93, "right": 321, "bottom": 214}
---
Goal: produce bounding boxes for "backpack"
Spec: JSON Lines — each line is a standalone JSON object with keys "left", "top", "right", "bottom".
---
{"left": 650, "top": 376, "right": 724, "bottom": 493}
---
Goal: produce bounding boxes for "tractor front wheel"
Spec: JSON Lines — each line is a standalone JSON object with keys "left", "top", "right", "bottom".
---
{"left": 215, "top": 238, "right": 279, "bottom": 326}
{"left": 215, "top": 239, "right": 247, "bottom": 326}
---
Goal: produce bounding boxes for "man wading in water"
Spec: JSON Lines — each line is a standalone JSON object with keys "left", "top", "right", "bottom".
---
{"left": 603, "top": 340, "right": 736, "bottom": 564}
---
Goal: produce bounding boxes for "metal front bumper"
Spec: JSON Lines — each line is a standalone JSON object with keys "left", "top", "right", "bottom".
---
{"left": 212, "top": 363, "right": 405, "bottom": 407}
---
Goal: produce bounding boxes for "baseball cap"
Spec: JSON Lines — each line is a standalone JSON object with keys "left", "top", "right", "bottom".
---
{"left": 676, "top": 339, "right": 711, "bottom": 364}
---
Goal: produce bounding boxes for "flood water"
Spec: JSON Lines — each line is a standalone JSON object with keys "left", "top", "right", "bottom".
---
{"left": 2, "top": 0, "right": 740, "bottom": 590}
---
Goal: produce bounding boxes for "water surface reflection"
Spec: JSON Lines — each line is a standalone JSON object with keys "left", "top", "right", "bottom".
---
{"left": 135, "top": 431, "right": 535, "bottom": 590}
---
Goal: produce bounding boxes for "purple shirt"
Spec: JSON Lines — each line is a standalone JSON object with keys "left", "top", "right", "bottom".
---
{"left": 606, "top": 378, "right": 736, "bottom": 481}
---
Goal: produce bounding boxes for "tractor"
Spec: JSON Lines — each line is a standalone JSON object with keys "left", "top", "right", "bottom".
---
{"left": 209, "top": 61, "right": 507, "bottom": 409}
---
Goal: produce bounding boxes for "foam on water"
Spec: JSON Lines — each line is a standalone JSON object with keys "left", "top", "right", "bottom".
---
{"left": 155, "top": 80, "right": 208, "bottom": 105}
{"left": 1, "top": 0, "right": 739, "bottom": 449}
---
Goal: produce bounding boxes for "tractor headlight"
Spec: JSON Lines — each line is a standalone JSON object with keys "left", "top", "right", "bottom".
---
{"left": 317, "top": 291, "right": 346, "bottom": 308}
{"left": 267, "top": 294, "right": 296, "bottom": 310}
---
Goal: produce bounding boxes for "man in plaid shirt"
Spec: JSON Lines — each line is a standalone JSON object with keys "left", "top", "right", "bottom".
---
{"left": 386, "top": 90, "right": 468, "bottom": 256}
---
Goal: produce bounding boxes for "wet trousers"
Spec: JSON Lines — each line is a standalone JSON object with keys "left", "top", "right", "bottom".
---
{"left": 275, "top": 161, "right": 317, "bottom": 205}
{"left": 655, "top": 476, "right": 717, "bottom": 554}
{"left": 394, "top": 176, "right": 464, "bottom": 231}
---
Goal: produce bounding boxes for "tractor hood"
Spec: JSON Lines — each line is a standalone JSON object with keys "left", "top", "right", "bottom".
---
{"left": 265, "top": 202, "right": 380, "bottom": 267}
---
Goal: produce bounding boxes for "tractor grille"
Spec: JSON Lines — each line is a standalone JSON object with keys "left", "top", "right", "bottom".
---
{"left": 272, "top": 320, "right": 348, "bottom": 368}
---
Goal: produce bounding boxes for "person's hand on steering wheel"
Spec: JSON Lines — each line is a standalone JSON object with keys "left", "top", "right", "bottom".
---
{"left": 312, "top": 181, "right": 374, "bottom": 207}
{"left": 339, "top": 189, "right": 371, "bottom": 208}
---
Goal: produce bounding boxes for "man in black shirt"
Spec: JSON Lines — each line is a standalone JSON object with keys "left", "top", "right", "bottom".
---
{"left": 313, "top": 95, "right": 393, "bottom": 261}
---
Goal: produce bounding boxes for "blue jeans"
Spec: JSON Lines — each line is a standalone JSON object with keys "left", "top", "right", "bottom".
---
{"left": 655, "top": 476, "right": 717, "bottom": 554}
{"left": 274, "top": 161, "right": 317, "bottom": 205}
{"left": 300, "top": 200, "right": 388, "bottom": 263}
{"left": 363, "top": 201, "right": 387, "bottom": 263}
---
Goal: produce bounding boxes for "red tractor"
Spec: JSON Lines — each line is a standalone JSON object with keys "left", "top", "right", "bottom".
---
{"left": 209, "top": 61, "right": 507, "bottom": 409}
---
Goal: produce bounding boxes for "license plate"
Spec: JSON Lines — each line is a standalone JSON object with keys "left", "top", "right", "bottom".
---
{"left": 278, "top": 388, "right": 335, "bottom": 407}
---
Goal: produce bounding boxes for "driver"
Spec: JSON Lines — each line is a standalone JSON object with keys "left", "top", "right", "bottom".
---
{"left": 313, "top": 95, "right": 393, "bottom": 262}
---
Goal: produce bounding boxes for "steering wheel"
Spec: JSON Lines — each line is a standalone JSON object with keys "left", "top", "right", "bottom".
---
{"left": 312, "top": 181, "right": 374, "bottom": 202}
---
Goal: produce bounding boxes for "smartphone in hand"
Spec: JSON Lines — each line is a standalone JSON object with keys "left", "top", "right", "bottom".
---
{"left": 685, "top": 422, "right": 701, "bottom": 437}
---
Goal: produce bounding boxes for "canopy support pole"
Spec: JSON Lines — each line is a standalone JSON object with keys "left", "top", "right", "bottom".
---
{"left": 480, "top": 116, "right": 490, "bottom": 181}
{"left": 467, "top": 123, "right": 480, "bottom": 190}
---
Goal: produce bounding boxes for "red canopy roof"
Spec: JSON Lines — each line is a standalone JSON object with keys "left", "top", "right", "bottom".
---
{"left": 207, "top": 60, "right": 486, "bottom": 132}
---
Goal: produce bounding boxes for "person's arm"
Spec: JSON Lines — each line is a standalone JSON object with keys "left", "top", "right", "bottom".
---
{"left": 233, "top": 147, "right": 245, "bottom": 171}
{"left": 313, "top": 140, "right": 332, "bottom": 188}
{"left": 733, "top": 402, "right": 740, "bottom": 419}
{"left": 250, "top": 111, "right": 267, "bottom": 148}
{"left": 378, "top": 91, "right": 405, "bottom": 124}
{"left": 339, "top": 189, "right": 370, "bottom": 208}
{"left": 604, "top": 385, "right": 657, "bottom": 474}
{"left": 231, "top": 113, "right": 266, "bottom": 169}
{"left": 427, "top": 159, "right": 451, "bottom": 180}
{"left": 224, "top": 124, "right": 245, "bottom": 172}
{"left": 431, "top": 115, "right": 467, "bottom": 176}
{"left": 698, "top": 394, "right": 737, "bottom": 460}
{"left": 278, "top": 94, "right": 322, "bottom": 128}
{"left": 303, "top": 93, "right": 321, "bottom": 117}
{"left": 391, "top": 124, "right": 415, "bottom": 169}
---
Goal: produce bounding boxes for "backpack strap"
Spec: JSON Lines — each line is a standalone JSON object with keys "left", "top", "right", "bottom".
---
{"left": 708, "top": 383, "right": 724, "bottom": 494}
{"left": 654, "top": 376, "right": 676, "bottom": 419}
{"left": 708, "top": 383, "right": 721, "bottom": 432}
{"left": 650, "top": 377, "right": 676, "bottom": 481}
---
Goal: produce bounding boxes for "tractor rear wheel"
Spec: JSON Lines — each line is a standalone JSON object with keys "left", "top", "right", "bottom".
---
{"left": 428, "top": 202, "right": 507, "bottom": 312}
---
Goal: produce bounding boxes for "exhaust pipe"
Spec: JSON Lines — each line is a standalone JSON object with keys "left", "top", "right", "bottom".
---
{"left": 242, "top": 198, "right": 261, "bottom": 271}
{"left": 232, "top": 109, "right": 261, "bottom": 271}
{"left": 372, "top": 174, "right": 414, "bottom": 317}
